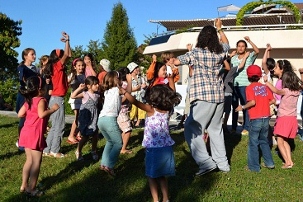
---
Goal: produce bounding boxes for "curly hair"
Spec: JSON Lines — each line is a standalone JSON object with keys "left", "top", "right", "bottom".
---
{"left": 282, "top": 71, "right": 302, "bottom": 91}
{"left": 19, "top": 76, "right": 46, "bottom": 109}
{"left": 196, "top": 25, "right": 223, "bottom": 54}
{"left": 145, "top": 84, "right": 182, "bottom": 111}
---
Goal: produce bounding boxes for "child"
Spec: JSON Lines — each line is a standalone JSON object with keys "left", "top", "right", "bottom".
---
{"left": 83, "top": 53, "right": 97, "bottom": 77}
{"left": 98, "top": 71, "right": 123, "bottom": 176}
{"left": 71, "top": 76, "right": 100, "bottom": 161}
{"left": 117, "top": 67, "right": 133, "bottom": 154}
{"left": 16, "top": 48, "right": 39, "bottom": 150}
{"left": 147, "top": 55, "right": 176, "bottom": 91}
{"left": 264, "top": 71, "right": 302, "bottom": 169}
{"left": 43, "top": 32, "right": 71, "bottom": 158}
{"left": 39, "top": 55, "right": 49, "bottom": 77}
{"left": 18, "top": 76, "right": 59, "bottom": 196}
{"left": 235, "top": 65, "right": 276, "bottom": 172}
{"left": 98, "top": 58, "right": 111, "bottom": 84}
{"left": 67, "top": 58, "right": 86, "bottom": 144}
{"left": 127, "top": 62, "right": 147, "bottom": 127}
{"left": 120, "top": 84, "right": 181, "bottom": 202}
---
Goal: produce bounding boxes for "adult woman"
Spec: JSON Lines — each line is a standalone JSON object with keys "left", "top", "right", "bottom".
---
{"left": 174, "top": 19, "right": 230, "bottom": 175}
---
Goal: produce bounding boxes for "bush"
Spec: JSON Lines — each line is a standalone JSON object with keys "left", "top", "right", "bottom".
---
{"left": 0, "top": 78, "right": 18, "bottom": 109}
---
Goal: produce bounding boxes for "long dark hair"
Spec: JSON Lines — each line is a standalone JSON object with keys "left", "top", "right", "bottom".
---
{"left": 19, "top": 76, "right": 46, "bottom": 109}
{"left": 147, "top": 62, "right": 165, "bottom": 86}
{"left": 43, "top": 49, "right": 64, "bottom": 77}
{"left": 282, "top": 71, "right": 302, "bottom": 91}
{"left": 196, "top": 25, "right": 223, "bottom": 54}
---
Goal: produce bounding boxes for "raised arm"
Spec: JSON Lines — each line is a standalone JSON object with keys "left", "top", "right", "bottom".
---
{"left": 60, "top": 32, "right": 72, "bottom": 65}
{"left": 263, "top": 76, "right": 285, "bottom": 95}
{"left": 244, "top": 36, "right": 259, "bottom": 55}
{"left": 71, "top": 83, "right": 85, "bottom": 99}
{"left": 262, "top": 44, "right": 272, "bottom": 74}
{"left": 216, "top": 18, "right": 228, "bottom": 44}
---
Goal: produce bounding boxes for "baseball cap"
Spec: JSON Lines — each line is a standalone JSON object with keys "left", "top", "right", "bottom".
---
{"left": 100, "top": 59, "right": 111, "bottom": 72}
{"left": 127, "top": 62, "right": 139, "bottom": 73}
{"left": 247, "top": 65, "right": 262, "bottom": 78}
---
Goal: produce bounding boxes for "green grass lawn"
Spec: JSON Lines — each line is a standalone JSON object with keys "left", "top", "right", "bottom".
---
{"left": 1, "top": 114, "right": 303, "bottom": 202}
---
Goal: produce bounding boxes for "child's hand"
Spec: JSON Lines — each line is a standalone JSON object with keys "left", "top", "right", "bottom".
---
{"left": 60, "top": 31, "right": 70, "bottom": 42}
{"left": 78, "top": 83, "right": 85, "bottom": 89}
{"left": 187, "top": 43, "right": 193, "bottom": 51}
{"left": 152, "top": 54, "right": 157, "bottom": 62}
{"left": 52, "top": 104, "right": 60, "bottom": 111}
{"left": 263, "top": 75, "right": 268, "bottom": 82}
{"left": 266, "top": 43, "right": 272, "bottom": 51}
{"left": 235, "top": 105, "right": 242, "bottom": 112}
{"left": 141, "top": 83, "right": 147, "bottom": 89}
{"left": 244, "top": 51, "right": 250, "bottom": 58}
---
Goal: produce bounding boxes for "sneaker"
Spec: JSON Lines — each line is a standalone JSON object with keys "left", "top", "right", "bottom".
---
{"left": 261, "top": 163, "right": 275, "bottom": 169}
{"left": 16, "top": 141, "right": 25, "bottom": 151}
{"left": 241, "top": 129, "right": 249, "bottom": 136}
{"left": 195, "top": 166, "right": 217, "bottom": 176}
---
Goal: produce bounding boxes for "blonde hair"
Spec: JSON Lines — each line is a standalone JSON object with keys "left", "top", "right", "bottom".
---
{"left": 161, "top": 52, "right": 174, "bottom": 64}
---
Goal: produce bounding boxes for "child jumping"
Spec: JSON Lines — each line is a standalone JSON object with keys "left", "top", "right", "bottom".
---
{"left": 264, "top": 71, "right": 302, "bottom": 169}
{"left": 236, "top": 65, "right": 275, "bottom": 172}
{"left": 71, "top": 76, "right": 100, "bottom": 161}
{"left": 18, "top": 76, "right": 59, "bottom": 196}
{"left": 121, "top": 84, "right": 181, "bottom": 202}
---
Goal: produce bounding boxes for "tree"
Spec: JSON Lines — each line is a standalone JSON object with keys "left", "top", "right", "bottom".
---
{"left": 101, "top": 3, "right": 137, "bottom": 70}
{"left": 0, "top": 13, "right": 22, "bottom": 81}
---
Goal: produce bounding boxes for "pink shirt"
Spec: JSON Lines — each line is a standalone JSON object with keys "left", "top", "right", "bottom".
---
{"left": 274, "top": 79, "right": 282, "bottom": 105}
{"left": 277, "top": 88, "right": 300, "bottom": 117}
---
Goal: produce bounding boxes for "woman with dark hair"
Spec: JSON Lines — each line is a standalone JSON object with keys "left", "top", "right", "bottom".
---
{"left": 231, "top": 36, "right": 259, "bottom": 135}
{"left": 174, "top": 18, "right": 230, "bottom": 176}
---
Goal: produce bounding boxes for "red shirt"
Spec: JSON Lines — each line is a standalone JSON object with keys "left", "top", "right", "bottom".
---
{"left": 98, "top": 71, "right": 107, "bottom": 84}
{"left": 51, "top": 60, "right": 68, "bottom": 96}
{"left": 246, "top": 82, "right": 273, "bottom": 120}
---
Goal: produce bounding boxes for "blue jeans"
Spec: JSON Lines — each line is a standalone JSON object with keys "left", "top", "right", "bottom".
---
{"left": 98, "top": 116, "right": 122, "bottom": 169}
{"left": 248, "top": 118, "right": 274, "bottom": 172}
{"left": 232, "top": 86, "right": 250, "bottom": 131}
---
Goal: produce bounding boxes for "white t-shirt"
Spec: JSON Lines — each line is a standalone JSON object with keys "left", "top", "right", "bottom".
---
{"left": 99, "top": 87, "right": 121, "bottom": 117}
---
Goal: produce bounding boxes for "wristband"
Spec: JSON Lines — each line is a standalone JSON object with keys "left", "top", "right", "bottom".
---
{"left": 242, "top": 105, "right": 245, "bottom": 110}
{"left": 217, "top": 28, "right": 223, "bottom": 33}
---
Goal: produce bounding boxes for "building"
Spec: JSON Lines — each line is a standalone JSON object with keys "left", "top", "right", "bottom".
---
{"left": 143, "top": 3, "right": 303, "bottom": 85}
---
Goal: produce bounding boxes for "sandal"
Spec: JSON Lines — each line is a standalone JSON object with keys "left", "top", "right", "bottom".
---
{"left": 26, "top": 189, "right": 44, "bottom": 197}
{"left": 50, "top": 152, "right": 66, "bottom": 158}
{"left": 100, "top": 165, "right": 115, "bottom": 177}
{"left": 42, "top": 152, "right": 50, "bottom": 157}
{"left": 120, "top": 150, "right": 133, "bottom": 154}
{"left": 75, "top": 151, "right": 84, "bottom": 161}
{"left": 67, "top": 139, "right": 78, "bottom": 145}
{"left": 91, "top": 151, "right": 98, "bottom": 161}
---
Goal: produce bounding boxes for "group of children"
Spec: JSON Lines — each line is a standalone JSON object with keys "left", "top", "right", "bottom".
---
{"left": 16, "top": 31, "right": 181, "bottom": 201}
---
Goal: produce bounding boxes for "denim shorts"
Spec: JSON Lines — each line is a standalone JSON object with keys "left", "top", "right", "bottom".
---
{"left": 145, "top": 146, "right": 175, "bottom": 178}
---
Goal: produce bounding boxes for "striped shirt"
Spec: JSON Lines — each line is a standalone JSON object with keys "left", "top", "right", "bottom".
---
{"left": 177, "top": 43, "right": 229, "bottom": 103}
{"left": 232, "top": 52, "right": 257, "bottom": 87}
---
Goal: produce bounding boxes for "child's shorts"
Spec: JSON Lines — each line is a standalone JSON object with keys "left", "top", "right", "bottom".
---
{"left": 274, "top": 116, "right": 297, "bottom": 139}
{"left": 145, "top": 146, "right": 175, "bottom": 178}
{"left": 117, "top": 112, "right": 132, "bottom": 133}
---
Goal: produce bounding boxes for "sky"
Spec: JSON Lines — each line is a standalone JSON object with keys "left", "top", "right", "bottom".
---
{"left": 1, "top": 0, "right": 302, "bottom": 62}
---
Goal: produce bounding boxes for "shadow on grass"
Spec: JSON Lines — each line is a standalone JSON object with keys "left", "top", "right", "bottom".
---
{"left": 223, "top": 128, "right": 242, "bottom": 166}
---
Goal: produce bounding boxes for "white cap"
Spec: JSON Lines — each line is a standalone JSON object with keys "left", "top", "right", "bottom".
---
{"left": 127, "top": 62, "right": 138, "bottom": 73}
{"left": 100, "top": 59, "right": 111, "bottom": 72}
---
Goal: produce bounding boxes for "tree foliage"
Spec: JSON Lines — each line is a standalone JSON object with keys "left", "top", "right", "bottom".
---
{"left": 101, "top": 3, "right": 137, "bottom": 70}
{"left": 236, "top": 0, "right": 301, "bottom": 25}
{"left": 0, "top": 13, "right": 22, "bottom": 81}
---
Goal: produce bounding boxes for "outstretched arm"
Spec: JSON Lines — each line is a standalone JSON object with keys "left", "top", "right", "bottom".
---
{"left": 244, "top": 36, "right": 259, "bottom": 55}
{"left": 71, "top": 83, "right": 85, "bottom": 99}
{"left": 263, "top": 76, "right": 285, "bottom": 95}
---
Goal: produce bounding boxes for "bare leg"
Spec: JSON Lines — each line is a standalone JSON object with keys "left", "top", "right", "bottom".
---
{"left": 159, "top": 177, "right": 169, "bottom": 202}
{"left": 284, "top": 139, "right": 294, "bottom": 166}
{"left": 121, "top": 131, "right": 132, "bottom": 153}
{"left": 67, "top": 110, "right": 79, "bottom": 143}
{"left": 277, "top": 136, "right": 292, "bottom": 167}
{"left": 76, "top": 135, "right": 89, "bottom": 156}
{"left": 148, "top": 177, "right": 159, "bottom": 202}
{"left": 21, "top": 148, "right": 32, "bottom": 191}
{"left": 27, "top": 149, "right": 42, "bottom": 192}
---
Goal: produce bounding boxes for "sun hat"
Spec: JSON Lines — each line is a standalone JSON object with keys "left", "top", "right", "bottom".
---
{"left": 247, "top": 65, "right": 262, "bottom": 78}
{"left": 127, "top": 62, "right": 139, "bottom": 73}
{"left": 100, "top": 59, "right": 111, "bottom": 72}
